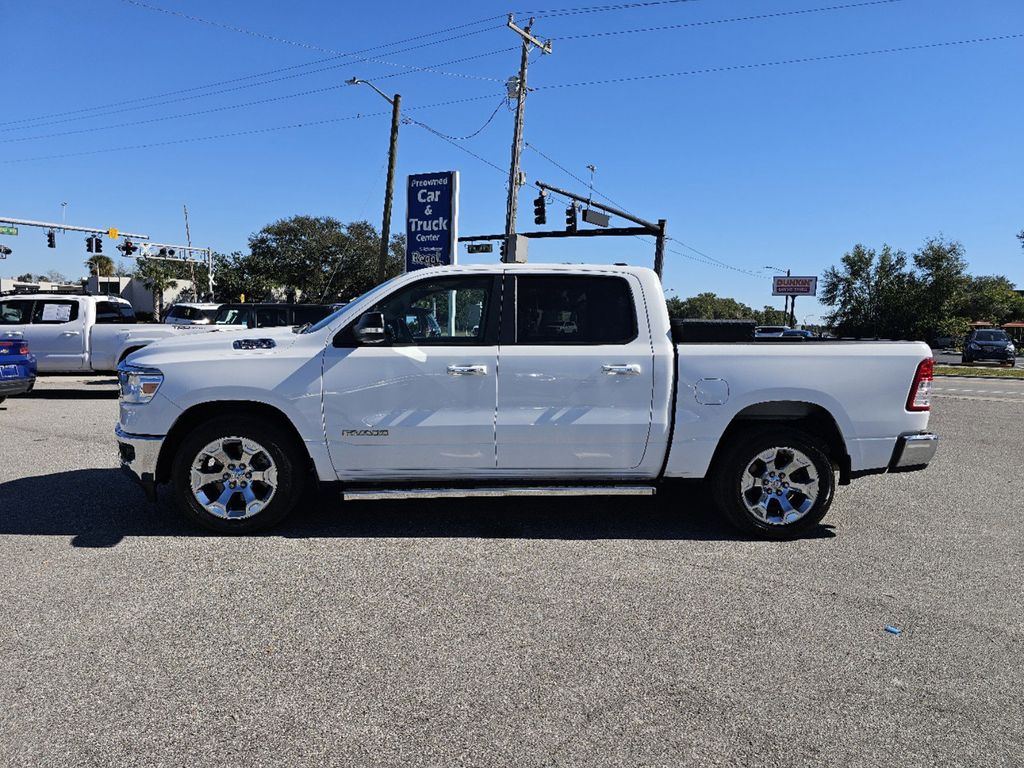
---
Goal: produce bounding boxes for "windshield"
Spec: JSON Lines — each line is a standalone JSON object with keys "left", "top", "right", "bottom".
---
{"left": 214, "top": 307, "right": 250, "bottom": 325}
{"left": 302, "top": 277, "right": 402, "bottom": 334}
{"left": 974, "top": 330, "right": 1009, "bottom": 342}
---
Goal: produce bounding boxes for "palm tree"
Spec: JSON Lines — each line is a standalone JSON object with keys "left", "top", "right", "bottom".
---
{"left": 135, "top": 259, "right": 178, "bottom": 319}
{"left": 84, "top": 254, "right": 115, "bottom": 277}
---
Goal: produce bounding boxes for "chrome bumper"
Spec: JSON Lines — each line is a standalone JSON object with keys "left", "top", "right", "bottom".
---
{"left": 889, "top": 432, "right": 938, "bottom": 472}
{"left": 115, "top": 425, "right": 164, "bottom": 501}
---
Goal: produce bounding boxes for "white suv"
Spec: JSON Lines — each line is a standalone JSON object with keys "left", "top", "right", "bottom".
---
{"left": 164, "top": 303, "right": 222, "bottom": 325}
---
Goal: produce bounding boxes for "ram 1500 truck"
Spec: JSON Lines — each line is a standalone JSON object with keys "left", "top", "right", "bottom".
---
{"left": 116, "top": 264, "right": 938, "bottom": 538}
{"left": 0, "top": 294, "right": 223, "bottom": 373}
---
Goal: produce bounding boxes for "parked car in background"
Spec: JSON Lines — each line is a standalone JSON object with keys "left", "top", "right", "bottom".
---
{"left": 755, "top": 325, "right": 790, "bottom": 338}
{"left": 0, "top": 294, "right": 223, "bottom": 373}
{"left": 781, "top": 329, "right": 815, "bottom": 339}
{"left": 961, "top": 328, "right": 1016, "bottom": 366}
{"left": 0, "top": 331, "right": 37, "bottom": 404}
{"left": 212, "top": 303, "right": 337, "bottom": 329}
{"left": 164, "top": 302, "right": 222, "bottom": 325}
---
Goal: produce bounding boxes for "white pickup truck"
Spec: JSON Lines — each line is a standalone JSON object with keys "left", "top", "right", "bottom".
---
{"left": 0, "top": 294, "right": 220, "bottom": 373}
{"left": 116, "top": 264, "right": 937, "bottom": 538}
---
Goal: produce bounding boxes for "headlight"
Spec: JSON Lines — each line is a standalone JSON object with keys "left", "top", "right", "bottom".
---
{"left": 117, "top": 362, "right": 164, "bottom": 404}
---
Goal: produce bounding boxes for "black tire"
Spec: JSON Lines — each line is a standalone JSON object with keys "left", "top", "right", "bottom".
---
{"left": 710, "top": 426, "right": 836, "bottom": 539}
{"left": 961, "top": 356, "right": 971, "bottom": 365}
{"left": 171, "top": 415, "right": 305, "bottom": 533}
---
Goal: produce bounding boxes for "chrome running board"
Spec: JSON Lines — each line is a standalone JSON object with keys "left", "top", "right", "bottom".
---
{"left": 344, "top": 486, "right": 657, "bottom": 501}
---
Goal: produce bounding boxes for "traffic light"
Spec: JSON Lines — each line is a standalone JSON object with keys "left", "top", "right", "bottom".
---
{"left": 95, "top": 236, "right": 103, "bottom": 254}
{"left": 0, "top": 245, "right": 12, "bottom": 258}
{"left": 533, "top": 193, "right": 546, "bottom": 225}
{"left": 85, "top": 235, "right": 95, "bottom": 253}
{"left": 499, "top": 239, "right": 507, "bottom": 259}
{"left": 119, "top": 240, "right": 137, "bottom": 256}
{"left": 46, "top": 230, "right": 56, "bottom": 248}
{"left": 565, "top": 203, "right": 577, "bottom": 233}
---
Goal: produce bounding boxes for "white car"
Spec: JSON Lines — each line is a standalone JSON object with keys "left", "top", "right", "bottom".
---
{"left": 755, "top": 325, "right": 790, "bottom": 338}
{"left": 164, "top": 302, "right": 222, "bottom": 325}
{"left": 0, "top": 294, "right": 223, "bottom": 373}
{"left": 116, "top": 264, "right": 937, "bottom": 538}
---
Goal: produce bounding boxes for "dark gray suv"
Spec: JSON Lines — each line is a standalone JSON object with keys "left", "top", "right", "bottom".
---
{"left": 961, "top": 328, "right": 1016, "bottom": 366}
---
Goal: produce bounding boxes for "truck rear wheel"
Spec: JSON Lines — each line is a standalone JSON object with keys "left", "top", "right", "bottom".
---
{"left": 710, "top": 427, "right": 835, "bottom": 539}
{"left": 171, "top": 415, "right": 304, "bottom": 533}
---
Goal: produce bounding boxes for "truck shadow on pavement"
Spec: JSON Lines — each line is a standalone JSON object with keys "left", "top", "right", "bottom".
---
{"left": 0, "top": 469, "right": 835, "bottom": 547}
{"left": 18, "top": 388, "right": 119, "bottom": 400}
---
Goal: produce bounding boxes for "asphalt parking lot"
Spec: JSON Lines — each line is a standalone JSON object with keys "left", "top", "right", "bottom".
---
{"left": 1, "top": 376, "right": 1022, "bottom": 767}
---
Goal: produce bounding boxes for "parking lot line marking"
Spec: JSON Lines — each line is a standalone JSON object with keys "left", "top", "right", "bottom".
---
{"left": 932, "top": 393, "right": 1024, "bottom": 404}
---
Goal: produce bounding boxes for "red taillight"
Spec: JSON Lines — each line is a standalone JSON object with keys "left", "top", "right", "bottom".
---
{"left": 0, "top": 341, "right": 29, "bottom": 355}
{"left": 907, "top": 357, "right": 934, "bottom": 411}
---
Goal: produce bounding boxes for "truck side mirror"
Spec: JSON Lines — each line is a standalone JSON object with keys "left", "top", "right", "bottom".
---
{"left": 353, "top": 312, "right": 387, "bottom": 345}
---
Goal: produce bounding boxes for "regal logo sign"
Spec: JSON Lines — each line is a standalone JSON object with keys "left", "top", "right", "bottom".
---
{"left": 405, "top": 171, "right": 459, "bottom": 272}
{"left": 772, "top": 276, "right": 818, "bottom": 296}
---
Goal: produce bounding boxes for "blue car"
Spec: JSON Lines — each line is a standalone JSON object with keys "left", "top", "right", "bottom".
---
{"left": 0, "top": 332, "right": 37, "bottom": 404}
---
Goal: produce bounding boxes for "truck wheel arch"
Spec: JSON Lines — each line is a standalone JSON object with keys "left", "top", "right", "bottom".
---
{"left": 118, "top": 347, "right": 145, "bottom": 365}
{"left": 156, "top": 401, "right": 313, "bottom": 485}
{"left": 710, "top": 401, "right": 852, "bottom": 485}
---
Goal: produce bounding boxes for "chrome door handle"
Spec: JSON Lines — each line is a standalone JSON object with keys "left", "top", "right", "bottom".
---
{"left": 447, "top": 364, "right": 488, "bottom": 376}
{"left": 60, "top": 331, "right": 81, "bottom": 337}
{"left": 602, "top": 363, "right": 641, "bottom": 376}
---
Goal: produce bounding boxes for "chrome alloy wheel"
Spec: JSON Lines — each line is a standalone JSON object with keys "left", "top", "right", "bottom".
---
{"left": 189, "top": 437, "right": 279, "bottom": 520}
{"left": 741, "top": 446, "right": 820, "bottom": 526}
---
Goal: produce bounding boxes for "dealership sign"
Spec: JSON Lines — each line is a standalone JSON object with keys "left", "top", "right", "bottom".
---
{"left": 772, "top": 276, "right": 818, "bottom": 296}
{"left": 405, "top": 171, "right": 459, "bottom": 272}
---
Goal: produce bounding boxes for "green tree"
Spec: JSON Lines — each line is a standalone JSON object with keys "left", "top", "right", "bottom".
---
{"left": 910, "top": 237, "right": 970, "bottom": 340}
{"left": 821, "top": 243, "right": 921, "bottom": 339}
{"left": 757, "top": 306, "right": 790, "bottom": 326}
{"left": 245, "top": 216, "right": 403, "bottom": 304}
{"left": 84, "top": 254, "right": 115, "bottom": 277}
{"left": 133, "top": 259, "right": 179, "bottom": 319}
{"left": 15, "top": 273, "right": 33, "bottom": 281}
{"left": 955, "top": 275, "right": 1024, "bottom": 325}
{"left": 666, "top": 292, "right": 759, "bottom": 320}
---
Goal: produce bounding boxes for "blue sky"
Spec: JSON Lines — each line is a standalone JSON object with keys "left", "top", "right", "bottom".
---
{"left": 2, "top": 0, "right": 1022, "bottom": 320}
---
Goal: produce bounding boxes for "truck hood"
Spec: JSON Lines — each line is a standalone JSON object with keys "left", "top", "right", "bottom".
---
{"left": 124, "top": 325, "right": 302, "bottom": 368}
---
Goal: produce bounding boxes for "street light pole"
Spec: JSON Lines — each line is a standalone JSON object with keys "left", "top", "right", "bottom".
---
{"left": 348, "top": 78, "right": 401, "bottom": 285}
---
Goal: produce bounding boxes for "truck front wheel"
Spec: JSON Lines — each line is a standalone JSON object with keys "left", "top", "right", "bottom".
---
{"left": 710, "top": 427, "right": 835, "bottom": 539}
{"left": 171, "top": 415, "right": 304, "bottom": 533}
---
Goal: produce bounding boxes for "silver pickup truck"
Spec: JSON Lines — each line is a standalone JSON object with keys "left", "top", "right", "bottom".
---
{"left": 0, "top": 294, "right": 222, "bottom": 373}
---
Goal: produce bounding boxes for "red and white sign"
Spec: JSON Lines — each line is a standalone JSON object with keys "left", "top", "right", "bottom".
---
{"left": 772, "top": 276, "right": 817, "bottom": 296}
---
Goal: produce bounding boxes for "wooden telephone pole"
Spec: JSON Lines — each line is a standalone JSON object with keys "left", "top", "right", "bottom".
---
{"left": 503, "top": 15, "right": 551, "bottom": 259}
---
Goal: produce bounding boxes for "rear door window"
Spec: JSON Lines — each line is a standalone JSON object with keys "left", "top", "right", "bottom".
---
{"left": 32, "top": 300, "right": 79, "bottom": 324}
{"left": 514, "top": 275, "right": 637, "bottom": 345}
{"left": 118, "top": 303, "right": 137, "bottom": 323}
{"left": 0, "top": 300, "right": 34, "bottom": 325}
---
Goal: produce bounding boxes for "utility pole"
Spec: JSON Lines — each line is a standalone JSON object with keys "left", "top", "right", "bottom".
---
{"left": 347, "top": 78, "right": 401, "bottom": 284}
{"left": 503, "top": 15, "right": 551, "bottom": 259}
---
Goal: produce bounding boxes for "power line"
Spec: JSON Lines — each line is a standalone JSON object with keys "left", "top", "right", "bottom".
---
{"left": 404, "top": 117, "right": 508, "bottom": 175}
{"left": 0, "top": 94, "right": 501, "bottom": 164}
{"left": 0, "top": 49, "right": 514, "bottom": 143}
{"left": 555, "top": 0, "right": 905, "bottom": 41}
{"left": 522, "top": 0, "right": 704, "bottom": 19}
{"left": 534, "top": 32, "right": 1024, "bottom": 90}
{"left": 409, "top": 97, "right": 510, "bottom": 142}
{"left": 0, "top": 18, "right": 505, "bottom": 129}
{"left": 120, "top": 0, "right": 505, "bottom": 56}
{"left": 0, "top": 47, "right": 513, "bottom": 136}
